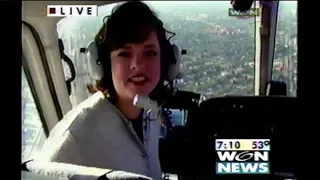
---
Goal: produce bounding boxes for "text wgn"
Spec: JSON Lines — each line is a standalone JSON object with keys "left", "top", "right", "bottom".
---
{"left": 216, "top": 151, "right": 270, "bottom": 174}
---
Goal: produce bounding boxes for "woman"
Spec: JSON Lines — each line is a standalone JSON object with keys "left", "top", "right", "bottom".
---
{"left": 34, "top": 1, "right": 174, "bottom": 180}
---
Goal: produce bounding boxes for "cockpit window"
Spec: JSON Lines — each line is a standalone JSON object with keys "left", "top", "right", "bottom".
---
{"left": 58, "top": 1, "right": 256, "bottom": 107}
{"left": 147, "top": 1, "right": 256, "bottom": 97}
{"left": 21, "top": 67, "right": 46, "bottom": 162}
{"left": 272, "top": 1, "right": 297, "bottom": 96}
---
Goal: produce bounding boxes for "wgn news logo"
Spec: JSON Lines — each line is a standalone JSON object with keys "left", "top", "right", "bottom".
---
{"left": 228, "top": 8, "right": 260, "bottom": 17}
{"left": 216, "top": 139, "right": 270, "bottom": 174}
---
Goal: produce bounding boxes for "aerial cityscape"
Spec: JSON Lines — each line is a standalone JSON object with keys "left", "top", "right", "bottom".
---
{"left": 22, "top": 1, "right": 297, "bottom": 162}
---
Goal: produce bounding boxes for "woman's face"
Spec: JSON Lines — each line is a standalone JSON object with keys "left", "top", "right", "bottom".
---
{"left": 110, "top": 31, "right": 161, "bottom": 102}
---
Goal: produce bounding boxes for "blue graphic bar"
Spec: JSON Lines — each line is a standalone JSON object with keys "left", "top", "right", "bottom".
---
{"left": 216, "top": 162, "right": 270, "bottom": 174}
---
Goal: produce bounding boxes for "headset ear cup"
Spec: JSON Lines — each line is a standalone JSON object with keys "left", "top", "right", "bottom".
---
{"left": 167, "top": 44, "right": 181, "bottom": 81}
{"left": 85, "top": 41, "right": 103, "bottom": 81}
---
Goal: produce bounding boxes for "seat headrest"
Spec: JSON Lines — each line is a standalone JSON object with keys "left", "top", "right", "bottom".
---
{"left": 84, "top": 41, "right": 185, "bottom": 82}
{"left": 22, "top": 160, "right": 153, "bottom": 180}
{"left": 266, "top": 81, "right": 287, "bottom": 96}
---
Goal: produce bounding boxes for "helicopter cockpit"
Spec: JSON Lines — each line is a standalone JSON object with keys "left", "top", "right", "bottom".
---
{"left": 22, "top": 1, "right": 298, "bottom": 180}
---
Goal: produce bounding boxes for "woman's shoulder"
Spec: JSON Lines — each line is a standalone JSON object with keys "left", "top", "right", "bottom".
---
{"left": 34, "top": 93, "right": 127, "bottom": 162}
{"left": 50, "top": 92, "right": 117, "bottom": 137}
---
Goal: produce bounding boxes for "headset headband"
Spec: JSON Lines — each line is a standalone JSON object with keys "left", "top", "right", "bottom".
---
{"left": 84, "top": 40, "right": 186, "bottom": 83}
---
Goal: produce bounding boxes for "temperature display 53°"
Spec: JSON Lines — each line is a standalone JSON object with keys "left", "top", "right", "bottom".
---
{"left": 215, "top": 139, "right": 270, "bottom": 151}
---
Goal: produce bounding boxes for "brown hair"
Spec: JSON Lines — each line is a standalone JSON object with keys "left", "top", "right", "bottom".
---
{"left": 87, "top": 80, "right": 108, "bottom": 95}
{"left": 87, "top": 1, "right": 175, "bottom": 104}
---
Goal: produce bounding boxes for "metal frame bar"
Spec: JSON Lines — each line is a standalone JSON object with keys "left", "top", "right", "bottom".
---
{"left": 22, "top": 56, "right": 50, "bottom": 137}
{"left": 22, "top": 22, "right": 60, "bottom": 132}
{"left": 255, "top": 1, "right": 279, "bottom": 95}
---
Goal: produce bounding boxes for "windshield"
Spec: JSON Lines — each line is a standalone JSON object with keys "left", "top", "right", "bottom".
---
{"left": 58, "top": 1, "right": 260, "bottom": 107}
{"left": 148, "top": 1, "right": 256, "bottom": 97}
{"left": 272, "top": 1, "right": 297, "bottom": 96}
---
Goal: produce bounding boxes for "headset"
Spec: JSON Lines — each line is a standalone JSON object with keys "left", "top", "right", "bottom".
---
{"left": 84, "top": 19, "right": 187, "bottom": 85}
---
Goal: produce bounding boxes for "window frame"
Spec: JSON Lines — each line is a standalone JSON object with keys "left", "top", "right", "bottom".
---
{"left": 22, "top": 21, "right": 63, "bottom": 131}
{"left": 22, "top": 54, "right": 50, "bottom": 161}
{"left": 254, "top": 1, "right": 279, "bottom": 95}
{"left": 271, "top": 1, "right": 297, "bottom": 96}
{"left": 22, "top": 55, "right": 49, "bottom": 137}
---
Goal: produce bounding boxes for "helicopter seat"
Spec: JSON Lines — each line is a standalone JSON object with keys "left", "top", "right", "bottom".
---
{"left": 266, "top": 81, "right": 287, "bottom": 96}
